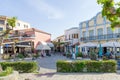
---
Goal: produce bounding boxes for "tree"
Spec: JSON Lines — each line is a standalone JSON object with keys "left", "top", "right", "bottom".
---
{"left": 97, "top": 0, "right": 120, "bottom": 30}
{"left": 0, "top": 17, "right": 17, "bottom": 55}
{"left": 7, "top": 17, "right": 17, "bottom": 55}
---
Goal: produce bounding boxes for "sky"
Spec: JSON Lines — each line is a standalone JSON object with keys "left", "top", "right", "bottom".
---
{"left": 0, "top": 0, "right": 110, "bottom": 40}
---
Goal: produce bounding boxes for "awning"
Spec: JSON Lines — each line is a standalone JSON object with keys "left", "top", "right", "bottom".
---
{"left": 47, "top": 42, "right": 54, "bottom": 47}
{"left": 16, "top": 45, "right": 31, "bottom": 48}
{"left": 36, "top": 41, "right": 51, "bottom": 50}
{"left": 78, "top": 42, "right": 97, "bottom": 47}
{"left": 72, "top": 42, "right": 79, "bottom": 47}
{"left": 101, "top": 41, "right": 120, "bottom": 47}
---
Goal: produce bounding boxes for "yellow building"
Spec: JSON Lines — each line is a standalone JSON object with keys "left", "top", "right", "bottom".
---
{"left": 79, "top": 12, "right": 120, "bottom": 45}
{"left": 53, "top": 35, "right": 65, "bottom": 52}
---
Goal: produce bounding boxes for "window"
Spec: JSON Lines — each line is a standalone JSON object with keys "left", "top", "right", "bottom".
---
{"left": 89, "top": 30, "right": 94, "bottom": 40}
{"left": 24, "top": 25, "right": 28, "bottom": 28}
{"left": 82, "top": 31, "right": 86, "bottom": 37}
{"left": 118, "top": 28, "right": 120, "bottom": 33}
{"left": 107, "top": 27, "right": 113, "bottom": 34}
{"left": 74, "top": 34, "right": 78, "bottom": 38}
{"left": 0, "top": 20, "right": 4, "bottom": 25}
{"left": 69, "top": 35, "right": 70, "bottom": 40}
{"left": 89, "top": 30, "right": 94, "bottom": 37}
{"left": 0, "top": 27, "right": 3, "bottom": 31}
{"left": 107, "top": 27, "right": 113, "bottom": 39}
{"left": 97, "top": 28, "right": 103, "bottom": 35}
{"left": 17, "top": 23, "right": 20, "bottom": 26}
{"left": 97, "top": 28, "right": 103, "bottom": 39}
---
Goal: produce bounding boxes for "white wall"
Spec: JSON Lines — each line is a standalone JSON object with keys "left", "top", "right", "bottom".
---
{"left": 13, "top": 20, "right": 31, "bottom": 30}
{"left": 65, "top": 27, "right": 79, "bottom": 44}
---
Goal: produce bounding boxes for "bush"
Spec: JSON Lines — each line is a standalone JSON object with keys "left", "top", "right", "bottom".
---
{"left": 56, "top": 60, "right": 117, "bottom": 73}
{"left": 33, "top": 53, "right": 40, "bottom": 58}
{"left": 16, "top": 53, "right": 25, "bottom": 59}
{"left": 0, "top": 61, "right": 38, "bottom": 73}
{"left": 66, "top": 54, "right": 72, "bottom": 58}
{"left": 76, "top": 52, "right": 82, "bottom": 57}
{"left": 0, "top": 67, "right": 13, "bottom": 77}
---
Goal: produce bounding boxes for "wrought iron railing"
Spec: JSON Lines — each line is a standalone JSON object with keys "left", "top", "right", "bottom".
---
{"left": 80, "top": 33, "right": 120, "bottom": 42}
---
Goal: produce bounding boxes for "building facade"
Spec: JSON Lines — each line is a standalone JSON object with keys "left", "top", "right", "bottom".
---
{"left": 0, "top": 15, "right": 52, "bottom": 55}
{"left": 53, "top": 35, "right": 65, "bottom": 52}
{"left": 2, "top": 28, "right": 51, "bottom": 55}
{"left": 0, "top": 15, "right": 31, "bottom": 31}
{"left": 64, "top": 27, "right": 79, "bottom": 53}
{"left": 79, "top": 12, "right": 120, "bottom": 44}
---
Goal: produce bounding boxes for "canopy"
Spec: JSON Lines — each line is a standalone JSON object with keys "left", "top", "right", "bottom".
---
{"left": 78, "top": 42, "right": 97, "bottom": 47}
{"left": 101, "top": 41, "right": 120, "bottom": 47}
{"left": 47, "top": 42, "right": 54, "bottom": 47}
{"left": 16, "top": 45, "right": 31, "bottom": 48}
{"left": 36, "top": 41, "right": 51, "bottom": 50}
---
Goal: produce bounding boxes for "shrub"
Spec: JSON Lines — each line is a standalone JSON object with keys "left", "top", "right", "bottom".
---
{"left": 76, "top": 52, "right": 82, "bottom": 57}
{"left": 33, "top": 53, "right": 40, "bottom": 58}
{"left": 57, "top": 60, "right": 86, "bottom": 72}
{"left": 16, "top": 53, "right": 24, "bottom": 59}
{"left": 0, "top": 61, "right": 38, "bottom": 73}
{"left": 56, "top": 60, "right": 117, "bottom": 73}
{"left": 86, "top": 60, "right": 103, "bottom": 72}
{"left": 66, "top": 54, "right": 72, "bottom": 58}
{"left": 0, "top": 67, "right": 13, "bottom": 77}
{"left": 102, "top": 60, "right": 117, "bottom": 72}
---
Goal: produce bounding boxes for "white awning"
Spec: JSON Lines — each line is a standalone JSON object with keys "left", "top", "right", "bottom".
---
{"left": 36, "top": 41, "right": 51, "bottom": 50}
{"left": 47, "top": 42, "right": 54, "bottom": 47}
{"left": 101, "top": 41, "right": 120, "bottom": 47}
{"left": 78, "top": 42, "right": 97, "bottom": 47}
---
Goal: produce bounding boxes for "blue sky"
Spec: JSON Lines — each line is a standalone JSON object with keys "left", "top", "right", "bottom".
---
{"left": 0, "top": 0, "right": 107, "bottom": 39}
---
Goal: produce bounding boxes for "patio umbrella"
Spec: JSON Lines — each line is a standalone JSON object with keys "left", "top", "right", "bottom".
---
{"left": 98, "top": 44, "right": 102, "bottom": 57}
{"left": 75, "top": 46, "right": 79, "bottom": 54}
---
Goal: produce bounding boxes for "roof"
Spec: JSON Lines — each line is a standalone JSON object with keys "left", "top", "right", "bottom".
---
{"left": 22, "top": 28, "right": 51, "bottom": 35}
{"left": 32, "top": 28, "right": 51, "bottom": 35}
{"left": 65, "top": 27, "right": 79, "bottom": 31}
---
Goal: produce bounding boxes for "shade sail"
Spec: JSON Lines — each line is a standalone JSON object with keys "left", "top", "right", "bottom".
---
{"left": 78, "top": 42, "right": 97, "bottom": 47}
{"left": 101, "top": 41, "right": 120, "bottom": 47}
{"left": 36, "top": 41, "right": 51, "bottom": 50}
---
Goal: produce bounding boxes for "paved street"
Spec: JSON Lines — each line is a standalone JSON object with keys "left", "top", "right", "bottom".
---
{"left": 19, "top": 54, "right": 120, "bottom": 80}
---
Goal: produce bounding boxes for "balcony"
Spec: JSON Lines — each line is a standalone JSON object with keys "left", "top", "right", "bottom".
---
{"left": 80, "top": 33, "right": 120, "bottom": 42}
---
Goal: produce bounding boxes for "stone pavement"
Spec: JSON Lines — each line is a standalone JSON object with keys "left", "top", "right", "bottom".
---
{"left": 19, "top": 54, "right": 120, "bottom": 80}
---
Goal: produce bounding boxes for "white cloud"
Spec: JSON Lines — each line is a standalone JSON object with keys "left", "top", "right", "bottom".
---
{"left": 25, "top": 0, "right": 64, "bottom": 19}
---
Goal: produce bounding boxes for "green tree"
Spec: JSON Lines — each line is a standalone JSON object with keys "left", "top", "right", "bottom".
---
{"left": 97, "top": 0, "right": 120, "bottom": 30}
{"left": 7, "top": 17, "right": 17, "bottom": 55}
{"left": 0, "top": 17, "right": 17, "bottom": 55}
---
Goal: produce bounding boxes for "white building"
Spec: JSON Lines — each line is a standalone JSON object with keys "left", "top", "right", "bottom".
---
{"left": 0, "top": 15, "right": 31, "bottom": 31}
{"left": 64, "top": 27, "right": 79, "bottom": 53}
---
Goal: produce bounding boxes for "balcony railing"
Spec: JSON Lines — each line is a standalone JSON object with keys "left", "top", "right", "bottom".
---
{"left": 80, "top": 33, "right": 120, "bottom": 42}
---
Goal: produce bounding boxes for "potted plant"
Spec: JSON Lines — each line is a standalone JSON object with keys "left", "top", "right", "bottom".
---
{"left": 89, "top": 49, "right": 97, "bottom": 60}
{"left": 76, "top": 52, "right": 83, "bottom": 59}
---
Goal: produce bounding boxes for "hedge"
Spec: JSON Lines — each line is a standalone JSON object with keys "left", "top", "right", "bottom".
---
{"left": 0, "top": 61, "right": 38, "bottom": 73}
{"left": 0, "top": 67, "right": 13, "bottom": 77}
{"left": 56, "top": 60, "right": 117, "bottom": 73}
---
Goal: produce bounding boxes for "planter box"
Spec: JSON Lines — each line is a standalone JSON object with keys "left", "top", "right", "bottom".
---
{"left": 0, "top": 71, "right": 19, "bottom": 80}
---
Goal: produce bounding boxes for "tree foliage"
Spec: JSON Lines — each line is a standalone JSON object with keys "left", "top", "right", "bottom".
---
{"left": 7, "top": 17, "right": 17, "bottom": 29}
{"left": 0, "top": 17, "right": 17, "bottom": 45}
{"left": 97, "top": 0, "right": 120, "bottom": 29}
